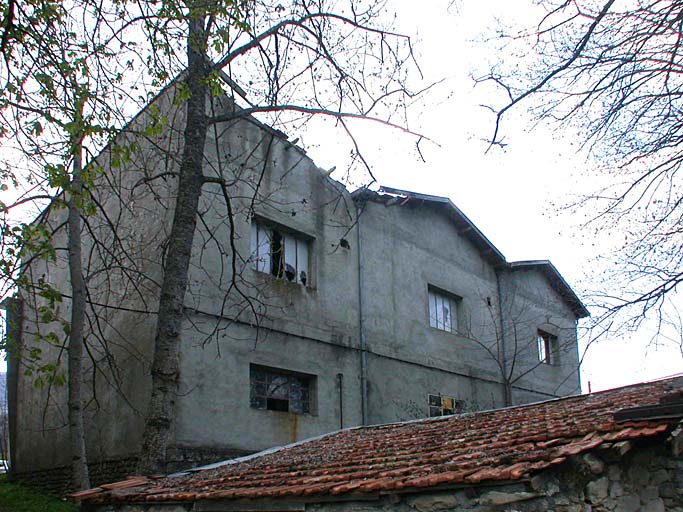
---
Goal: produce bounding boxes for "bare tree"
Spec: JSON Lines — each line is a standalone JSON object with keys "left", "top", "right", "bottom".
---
{"left": 126, "top": 0, "right": 427, "bottom": 474}
{"left": 459, "top": 282, "right": 581, "bottom": 407}
{"left": 0, "top": 0, "right": 151, "bottom": 488}
{"left": 478, "top": 0, "right": 683, "bottom": 350}
{"left": 1, "top": 0, "right": 428, "bottom": 480}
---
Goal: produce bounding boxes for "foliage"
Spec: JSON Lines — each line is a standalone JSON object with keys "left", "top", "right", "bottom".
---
{"left": 0, "top": 476, "right": 77, "bottom": 512}
{"left": 0, "top": 0, "right": 428, "bottom": 478}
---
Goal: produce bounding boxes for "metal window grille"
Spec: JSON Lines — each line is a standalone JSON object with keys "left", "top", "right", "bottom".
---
{"left": 250, "top": 366, "right": 313, "bottom": 414}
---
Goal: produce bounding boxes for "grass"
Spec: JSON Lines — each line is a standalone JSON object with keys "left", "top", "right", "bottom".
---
{"left": 0, "top": 475, "right": 78, "bottom": 512}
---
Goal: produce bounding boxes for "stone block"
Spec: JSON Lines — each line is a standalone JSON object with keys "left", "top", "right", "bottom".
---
{"left": 585, "top": 477, "right": 609, "bottom": 504}
{"left": 609, "top": 480, "right": 623, "bottom": 498}
{"left": 405, "top": 493, "right": 465, "bottom": 512}
{"left": 477, "top": 490, "right": 538, "bottom": 506}
{"left": 640, "top": 486, "right": 659, "bottom": 502}
{"left": 651, "top": 468, "right": 670, "bottom": 485}
{"left": 530, "top": 474, "right": 560, "bottom": 496}
{"left": 659, "top": 483, "right": 677, "bottom": 499}
{"left": 607, "top": 465, "right": 621, "bottom": 481}
{"left": 627, "top": 464, "right": 651, "bottom": 487}
{"left": 582, "top": 453, "right": 605, "bottom": 475}
{"left": 642, "top": 498, "right": 665, "bottom": 512}
{"left": 615, "top": 495, "right": 640, "bottom": 512}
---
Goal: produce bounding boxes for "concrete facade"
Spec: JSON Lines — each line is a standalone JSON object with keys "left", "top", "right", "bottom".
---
{"left": 7, "top": 83, "right": 588, "bottom": 487}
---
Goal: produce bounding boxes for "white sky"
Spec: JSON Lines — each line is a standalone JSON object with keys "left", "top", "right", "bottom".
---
{"left": 303, "top": 0, "right": 683, "bottom": 392}
{"left": 2, "top": 0, "right": 682, "bottom": 391}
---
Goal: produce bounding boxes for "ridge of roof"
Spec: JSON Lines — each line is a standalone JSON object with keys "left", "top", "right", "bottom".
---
{"left": 374, "top": 185, "right": 508, "bottom": 266}
{"left": 355, "top": 186, "right": 587, "bottom": 319}
{"left": 74, "top": 375, "right": 683, "bottom": 506}
{"left": 508, "top": 260, "right": 590, "bottom": 319}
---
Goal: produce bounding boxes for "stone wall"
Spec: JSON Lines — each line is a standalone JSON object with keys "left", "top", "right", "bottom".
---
{"left": 164, "top": 445, "right": 251, "bottom": 474}
{"left": 366, "top": 440, "right": 682, "bottom": 512}
{"left": 85, "top": 435, "right": 683, "bottom": 511}
{"left": 11, "top": 456, "right": 138, "bottom": 496}
{"left": 11, "top": 445, "right": 252, "bottom": 495}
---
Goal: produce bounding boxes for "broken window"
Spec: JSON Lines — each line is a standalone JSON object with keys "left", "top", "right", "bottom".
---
{"left": 537, "top": 330, "right": 557, "bottom": 365}
{"left": 251, "top": 220, "right": 310, "bottom": 285}
{"left": 250, "top": 365, "right": 314, "bottom": 414}
{"left": 428, "top": 394, "right": 462, "bottom": 417}
{"left": 428, "top": 287, "right": 460, "bottom": 333}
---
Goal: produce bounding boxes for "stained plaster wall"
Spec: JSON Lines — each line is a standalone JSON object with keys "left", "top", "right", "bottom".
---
{"left": 12, "top": 85, "right": 183, "bottom": 474}
{"left": 355, "top": 199, "right": 580, "bottom": 423}
{"left": 174, "top": 104, "right": 363, "bottom": 456}
{"left": 498, "top": 268, "right": 581, "bottom": 402}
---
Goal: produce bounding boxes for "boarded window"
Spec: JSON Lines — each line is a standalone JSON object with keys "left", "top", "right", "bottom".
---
{"left": 250, "top": 365, "right": 314, "bottom": 414}
{"left": 428, "top": 394, "right": 462, "bottom": 417}
{"left": 537, "top": 330, "right": 557, "bottom": 365}
{"left": 251, "top": 221, "right": 309, "bottom": 285}
{"left": 428, "top": 287, "right": 460, "bottom": 333}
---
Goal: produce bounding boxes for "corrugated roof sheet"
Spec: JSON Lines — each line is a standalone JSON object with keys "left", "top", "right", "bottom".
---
{"left": 74, "top": 376, "right": 683, "bottom": 505}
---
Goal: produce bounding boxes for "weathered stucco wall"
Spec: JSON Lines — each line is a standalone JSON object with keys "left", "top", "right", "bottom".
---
{"left": 11, "top": 85, "right": 183, "bottom": 478}
{"left": 499, "top": 268, "right": 581, "bottom": 402}
{"left": 356, "top": 198, "right": 581, "bottom": 422}
{"left": 173, "top": 103, "right": 363, "bottom": 459}
{"left": 11, "top": 87, "right": 584, "bottom": 489}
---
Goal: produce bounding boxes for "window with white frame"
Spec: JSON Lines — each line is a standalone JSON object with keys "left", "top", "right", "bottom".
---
{"left": 251, "top": 220, "right": 310, "bottom": 286}
{"left": 537, "top": 330, "right": 557, "bottom": 365}
{"left": 428, "top": 287, "right": 460, "bottom": 333}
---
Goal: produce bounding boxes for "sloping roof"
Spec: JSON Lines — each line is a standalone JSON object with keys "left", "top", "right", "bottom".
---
{"left": 508, "top": 260, "right": 590, "bottom": 319}
{"left": 74, "top": 376, "right": 683, "bottom": 506}
{"left": 353, "top": 186, "right": 508, "bottom": 267}
{"left": 353, "top": 185, "right": 588, "bottom": 319}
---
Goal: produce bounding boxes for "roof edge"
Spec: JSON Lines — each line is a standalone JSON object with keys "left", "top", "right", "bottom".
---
{"left": 370, "top": 186, "right": 508, "bottom": 266}
{"left": 357, "top": 186, "right": 587, "bottom": 319}
{"left": 508, "top": 260, "right": 590, "bottom": 319}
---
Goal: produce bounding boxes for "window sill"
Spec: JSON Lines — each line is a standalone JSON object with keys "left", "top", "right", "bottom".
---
{"left": 252, "top": 269, "right": 316, "bottom": 290}
{"left": 428, "top": 325, "right": 460, "bottom": 336}
{"left": 250, "top": 407, "right": 316, "bottom": 417}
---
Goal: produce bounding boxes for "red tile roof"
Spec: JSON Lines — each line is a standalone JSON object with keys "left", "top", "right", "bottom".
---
{"left": 74, "top": 376, "right": 683, "bottom": 505}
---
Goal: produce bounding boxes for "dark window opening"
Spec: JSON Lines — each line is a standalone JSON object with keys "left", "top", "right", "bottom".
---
{"left": 428, "top": 393, "right": 463, "bottom": 417}
{"left": 250, "top": 365, "right": 314, "bottom": 414}
{"left": 251, "top": 221, "right": 310, "bottom": 286}
{"left": 270, "top": 230, "right": 284, "bottom": 278}
{"left": 537, "top": 330, "right": 557, "bottom": 365}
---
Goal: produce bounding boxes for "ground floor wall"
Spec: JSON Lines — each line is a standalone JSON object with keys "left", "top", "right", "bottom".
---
{"left": 174, "top": 317, "right": 364, "bottom": 456}
{"left": 10, "top": 456, "right": 139, "bottom": 496}
{"left": 10, "top": 311, "right": 578, "bottom": 494}
{"left": 173, "top": 315, "right": 563, "bottom": 459}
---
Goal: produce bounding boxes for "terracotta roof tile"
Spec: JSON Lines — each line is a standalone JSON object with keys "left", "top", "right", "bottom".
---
{"left": 74, "top": 376, "right": 683, "bottom": 505}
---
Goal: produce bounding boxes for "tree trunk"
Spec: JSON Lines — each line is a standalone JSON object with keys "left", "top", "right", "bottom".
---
{"left": 67, "top": 139, "right": 90, "bottom": 490}
{"left": 503, "top": 381, "right": 513, "bottom": 407}
{"left": 137, "top": 15, "right": 209, "bottom": 475}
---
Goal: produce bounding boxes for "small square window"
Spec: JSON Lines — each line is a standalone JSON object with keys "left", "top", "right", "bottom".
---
{"left": 428, "top": 393, "right": 462, "bottom": 417}
{"left": 428, "top": 287, "right": 460, "bottom": 333}
{"left": 537, "top": 330, "right": 557, "bottom": 365}
{"left": 250, "top": 365, "right": 314, "bottom": 414}
{"left": 251, "top": 220, "right": 310, "bottom": 286}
